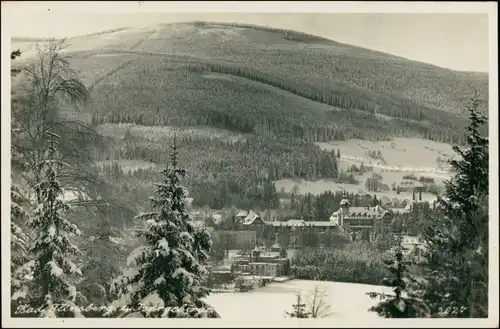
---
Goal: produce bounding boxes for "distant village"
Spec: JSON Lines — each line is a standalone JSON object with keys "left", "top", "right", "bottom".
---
{"left": 196, "top": 188, "right": 429, "bottom": 293}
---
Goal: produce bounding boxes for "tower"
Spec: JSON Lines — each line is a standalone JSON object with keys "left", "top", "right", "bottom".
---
{"left": 339, "top": 191, "right": 351, "bottom": 227}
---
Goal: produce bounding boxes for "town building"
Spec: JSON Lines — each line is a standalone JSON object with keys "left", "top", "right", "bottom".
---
{"left": 398, "top": 180, "right": 425, "bottom": 194}
{"left": 236, "top": 210, "right": 249, "bottom": 224}
{"left": 231, "top": 251, "right": 290, "bottom": 278}
{"left": 211, "top": 230, "right": 257, "bottom": 250}
{"left": 329, "top": 195, "right": 394, "bottom": 241}
{"left": 212, "top": 188, "right": 430, "bottom": 247}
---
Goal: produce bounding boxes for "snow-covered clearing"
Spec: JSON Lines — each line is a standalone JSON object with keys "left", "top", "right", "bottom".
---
{"left": 203, "top": 279, "right": 391, "bottom": 320}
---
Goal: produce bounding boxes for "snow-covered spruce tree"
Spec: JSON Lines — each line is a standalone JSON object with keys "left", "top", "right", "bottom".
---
{"left": 285, "top": 293, "right": 311, "bottom": 318}
{"left": 11, "top": 185, "right": 35, "bottom": 310}
{"left": 367, "top": 234, "right": 430, "bottom": 318}
{"left": 11, "top": 184, "right": 32, "bottom": 268}
{"left": 15, "top": 134, "right": 84, "bottom": 318}
{"left": 419, "top": 94, "right": 489, "bottom": 318}
{"left": 11, "top": 126, "right": 33, "bottom": 294}
{"left": 109, "top": 140, "right": 219, "bottom": 318}
{"left": 10, "top": 48, "right": 36, "bottom": 311}
{"left": 441, "top": 94, "right": 488, "bottom": 219}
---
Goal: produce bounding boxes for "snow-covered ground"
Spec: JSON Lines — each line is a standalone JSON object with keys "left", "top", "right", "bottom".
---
{"left": 203, "top": 279, "right": 392, "bottom": 320}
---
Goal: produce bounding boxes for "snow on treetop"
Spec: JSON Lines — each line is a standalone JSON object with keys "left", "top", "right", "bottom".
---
{"left": 66, "top": 260, "right": 82, "bottom": 276}
{"left": 48, "top": 260, "right": 63, "bottom": 277}
{"left": 172, "top": 268, "right": 194, "bottom": 285}
{"left": 127, "top": 245, "right": 150, "bottom": 267}
{"left": 141, "top": 290, "right": 164, "bottom": 308}
{"left": 179, "top": 232, "right": 195, "bottom": 246}
{"left": 153, "top": 275, "right": 166, "bottom": 286}
{"left": 11, "top": 287, "right": 28, "bottom": 301}
{"left": 45, "top": 225, "right": 56, "bottom": 242}
{"left": 157, "top": 238, "right": 170, "bottom": 251}
{"left": 68, "top": 285, "right": 77, "bottom": 301}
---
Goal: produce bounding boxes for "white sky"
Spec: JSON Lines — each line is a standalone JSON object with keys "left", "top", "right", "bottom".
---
{"left": 1, "top": 2, "right": 493, "bottom": 72}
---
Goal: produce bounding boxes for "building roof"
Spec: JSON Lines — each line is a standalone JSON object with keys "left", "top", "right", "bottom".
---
{"left": 211, "top": 270, "right": 231, "bottom": 274}
{"left": 402, "top": 235, "right": 420, "bottom": 245}
{"left": 328, "top": 214, "right": 340, "bottom": 225}
{"left": 267, "top": 219, "right": 338, "bottom": 227}
{"left": 268, "top": 219, "right": 305, "bottom": 227}
{"left": 391, "top": 207, "right": 411, "bottom": 214}
{"left": 236, "top": 210, "right": 248, "bottom": 218}
{"left": 287, "top": 219, "right": 307, "bottom": 226}
{"left": 308, "top": 221, "right": 338, "bottom": 227}
{"left": 340, "top": 198, "right": 351, "bottom": 207}
{"left": 242, "top": 210, "right": 262, "bottom": 225}
{"left": 331, "top": 205, "right": 391, "bottom": 220}
{"left": 191, "top": 220, "right": 205, "bottom": 228}
{"left": 249, "top": 262, "right": 277, "bottom": 266}
{"left": 270, "top": 243, "right": 281, "bottom": 249}
{"left": 400, "top": 180, "right": 416, "bottom": 187}
{"left": 205, "top": 213, "right": 223, "bottom": 225}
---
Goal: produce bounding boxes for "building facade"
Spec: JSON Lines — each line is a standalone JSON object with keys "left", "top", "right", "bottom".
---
{"left": 211, "top": 230, "right": 258, "bottom": 250}
{"left": 232, "top": 253, "right": 290, "bottom": 278}
{"left": 329, "top": 196, "right": 394, "bottom": 241}
{"left": 224, "top": 196, "right": 398, "bottom": 246}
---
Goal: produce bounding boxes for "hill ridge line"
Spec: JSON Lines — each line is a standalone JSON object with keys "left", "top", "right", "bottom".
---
{"left": 38, "top": 20, "right": 485, "bottom": 74}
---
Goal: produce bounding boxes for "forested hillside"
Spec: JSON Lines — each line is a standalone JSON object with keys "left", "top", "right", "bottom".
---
{"left": 12, "top": 21, "right": 488, "bottom": 146}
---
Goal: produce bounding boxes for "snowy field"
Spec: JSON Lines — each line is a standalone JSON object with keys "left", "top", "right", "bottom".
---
{"left": 274, "top": 137, "right": 454, "bottom": 204}
{"left": 315, "top": 138, "right": 457, "bottom": 169}
{"left": 274, "top": 178, "right": 440, "bottom": 204}
{"left": 203, "top": 280, "right": 392, "bottom": 320}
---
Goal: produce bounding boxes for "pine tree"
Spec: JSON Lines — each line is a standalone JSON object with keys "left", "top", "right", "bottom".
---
{"left": 11, "top": 86, "right": 34, "bottom": 293}
{"left": 440, "top": 94, "right": 488, "bottom": 218}
{"left": 367, "top": 234, "right": 430, "bottom": 318}
{"left": 11, "top": 185, "right": 33, "bottom": 284}
{"left": 11, "top": 47, "right": 37, "bottom": 310}
{"left": 109, "top": 140, "right": 219, "bottom": 318}
{"left": 14, "top": 134, "right": 84, "bottom": 318}
{"left": 286, "top": 293, "right": 311, "bottom": 318}
{"left": 419, "top": 95, "right": 489, "bottom": 317}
